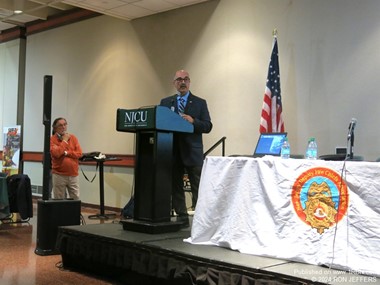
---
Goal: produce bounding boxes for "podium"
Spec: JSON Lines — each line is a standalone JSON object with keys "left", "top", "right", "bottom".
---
{"left": 116, "top": 106, "right": 193, "bottom": 233}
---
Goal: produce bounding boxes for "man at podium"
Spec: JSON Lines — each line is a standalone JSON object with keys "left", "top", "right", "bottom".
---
{"left": 160, "top": 70, "right": 212, "bottom": 226}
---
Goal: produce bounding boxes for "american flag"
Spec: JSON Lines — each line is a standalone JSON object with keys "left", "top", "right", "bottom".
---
{"left": 259, "top": 36, "right": 284, "bottom": 133}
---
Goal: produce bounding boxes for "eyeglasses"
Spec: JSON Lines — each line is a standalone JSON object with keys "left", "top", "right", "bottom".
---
{"left": 175, "top": 77, "right": 190, "bottom": 83}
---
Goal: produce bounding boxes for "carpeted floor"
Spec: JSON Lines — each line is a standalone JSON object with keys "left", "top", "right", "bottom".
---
{"left": 0, "top": 200, "right": 122, "bottom": 285}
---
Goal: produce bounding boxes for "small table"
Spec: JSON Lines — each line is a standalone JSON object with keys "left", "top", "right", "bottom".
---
{"left": 82, "top": 157, "right": 120, "bottom": 219}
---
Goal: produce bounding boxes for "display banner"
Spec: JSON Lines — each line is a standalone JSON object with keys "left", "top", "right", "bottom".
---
{"left": 2, "top": 126, "right": 21, "bottom": 176}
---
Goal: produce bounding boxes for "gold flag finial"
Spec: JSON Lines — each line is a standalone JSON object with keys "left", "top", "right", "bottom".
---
{"left": 272, "top": 29, "right": 278, "bottom": 38}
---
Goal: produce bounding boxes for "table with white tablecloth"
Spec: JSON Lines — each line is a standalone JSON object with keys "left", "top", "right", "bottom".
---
{"left": 185, "top": 156, "right": 380, "bottom": 277}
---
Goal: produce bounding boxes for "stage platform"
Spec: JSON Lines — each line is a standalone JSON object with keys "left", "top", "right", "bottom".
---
{"left": 57, "top": 220, "right": 379, "bottom": 285}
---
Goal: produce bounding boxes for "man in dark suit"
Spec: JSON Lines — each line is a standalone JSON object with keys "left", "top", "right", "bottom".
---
{"left": 160, "top": 70, "right": 212, "bottom": 227}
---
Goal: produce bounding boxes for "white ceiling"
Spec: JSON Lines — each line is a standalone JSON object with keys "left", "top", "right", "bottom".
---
{"left": 0, "top": 0, "right": 210, "bottom": 33}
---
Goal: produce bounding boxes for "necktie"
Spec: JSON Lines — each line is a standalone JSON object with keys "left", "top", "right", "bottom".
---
{"left": 178, "top": 98, "right": 185, "bottom": 114}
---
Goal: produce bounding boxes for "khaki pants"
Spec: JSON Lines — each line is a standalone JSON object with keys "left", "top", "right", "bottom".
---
{"left": 52, "top": 173, "right": 79, "bottom": 200}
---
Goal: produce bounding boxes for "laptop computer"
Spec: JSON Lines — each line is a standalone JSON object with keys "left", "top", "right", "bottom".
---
{"left": 253, "top": 132, "right": 287, "bottom": 157}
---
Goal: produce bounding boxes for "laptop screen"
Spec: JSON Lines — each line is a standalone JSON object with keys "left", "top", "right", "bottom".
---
{"left": 253, "top": 133, "right": 287, "bottom": 157}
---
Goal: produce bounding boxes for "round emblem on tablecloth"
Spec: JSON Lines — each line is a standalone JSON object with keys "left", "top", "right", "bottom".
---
{"left": 292, "top": 167, "right": 349, "bottom": 234}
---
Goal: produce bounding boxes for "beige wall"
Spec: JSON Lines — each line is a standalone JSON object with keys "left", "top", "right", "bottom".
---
{"left": 2, "top": 0, "right": 380, "bottom": 207}
{"left": 0, "top": 40, "right": 19, "bottom": 128}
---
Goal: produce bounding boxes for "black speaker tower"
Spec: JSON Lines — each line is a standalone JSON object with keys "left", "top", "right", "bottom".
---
{"left": 36, "top": 75, "right": 82, "bottom": 256}
{"left": 42, "top": 75, "right": 52, "bottom": 200}
{"left": 35, "top": 200, "right": 81, "bottom": 255}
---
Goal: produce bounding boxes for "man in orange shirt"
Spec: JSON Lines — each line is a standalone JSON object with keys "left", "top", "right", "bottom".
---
{"left": 50, "top": 117, "right": 82, "bottom": 199}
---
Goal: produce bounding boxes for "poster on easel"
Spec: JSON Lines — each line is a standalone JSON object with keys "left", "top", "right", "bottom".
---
{"left": 2, "top": 126, "right": 21, "bottom": 176}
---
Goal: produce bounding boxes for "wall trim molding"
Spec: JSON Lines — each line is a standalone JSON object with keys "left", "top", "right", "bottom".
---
{"left": 0, "top": 151, "right": 135, "bottom": 168}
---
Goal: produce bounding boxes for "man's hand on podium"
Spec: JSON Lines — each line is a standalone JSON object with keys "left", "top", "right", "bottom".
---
{"left": 181, "top": 114, "right": 194, "bottom": 124}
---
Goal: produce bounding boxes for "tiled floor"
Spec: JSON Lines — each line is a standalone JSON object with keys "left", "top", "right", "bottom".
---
{"left": 0, "top": 200, "right": 121, "bottom": 285}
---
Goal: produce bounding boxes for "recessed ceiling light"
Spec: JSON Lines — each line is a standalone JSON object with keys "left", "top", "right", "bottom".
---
{"left": 14, "top": 10, "right": 23, "bottom": 14}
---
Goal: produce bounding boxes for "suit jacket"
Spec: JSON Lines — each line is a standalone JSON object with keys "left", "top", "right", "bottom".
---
{"left": 160, "top": 92, "right": 212, "bottom": 167}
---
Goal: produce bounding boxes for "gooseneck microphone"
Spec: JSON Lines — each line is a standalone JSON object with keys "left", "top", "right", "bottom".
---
{"left": 347, "top": 118, "right": 357, "bottom": 159}
{"left": 347, "top": 118, "right": 357, "bottom": 140}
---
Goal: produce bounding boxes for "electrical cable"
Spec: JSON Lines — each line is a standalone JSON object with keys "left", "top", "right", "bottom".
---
{"left": 329, "top": 145, "right": 349, "bottom": 269}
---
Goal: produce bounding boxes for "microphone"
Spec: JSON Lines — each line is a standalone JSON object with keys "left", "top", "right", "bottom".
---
{"left": 347, "top": 118, "right": 357, "bottom": 140}
{"left": 170, "top": 98, "right": 175, "bottom": 112}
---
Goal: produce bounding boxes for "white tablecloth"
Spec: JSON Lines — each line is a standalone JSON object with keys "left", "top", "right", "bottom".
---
{"left": 185, "top": 156, "right": 380, "bottom": 277}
